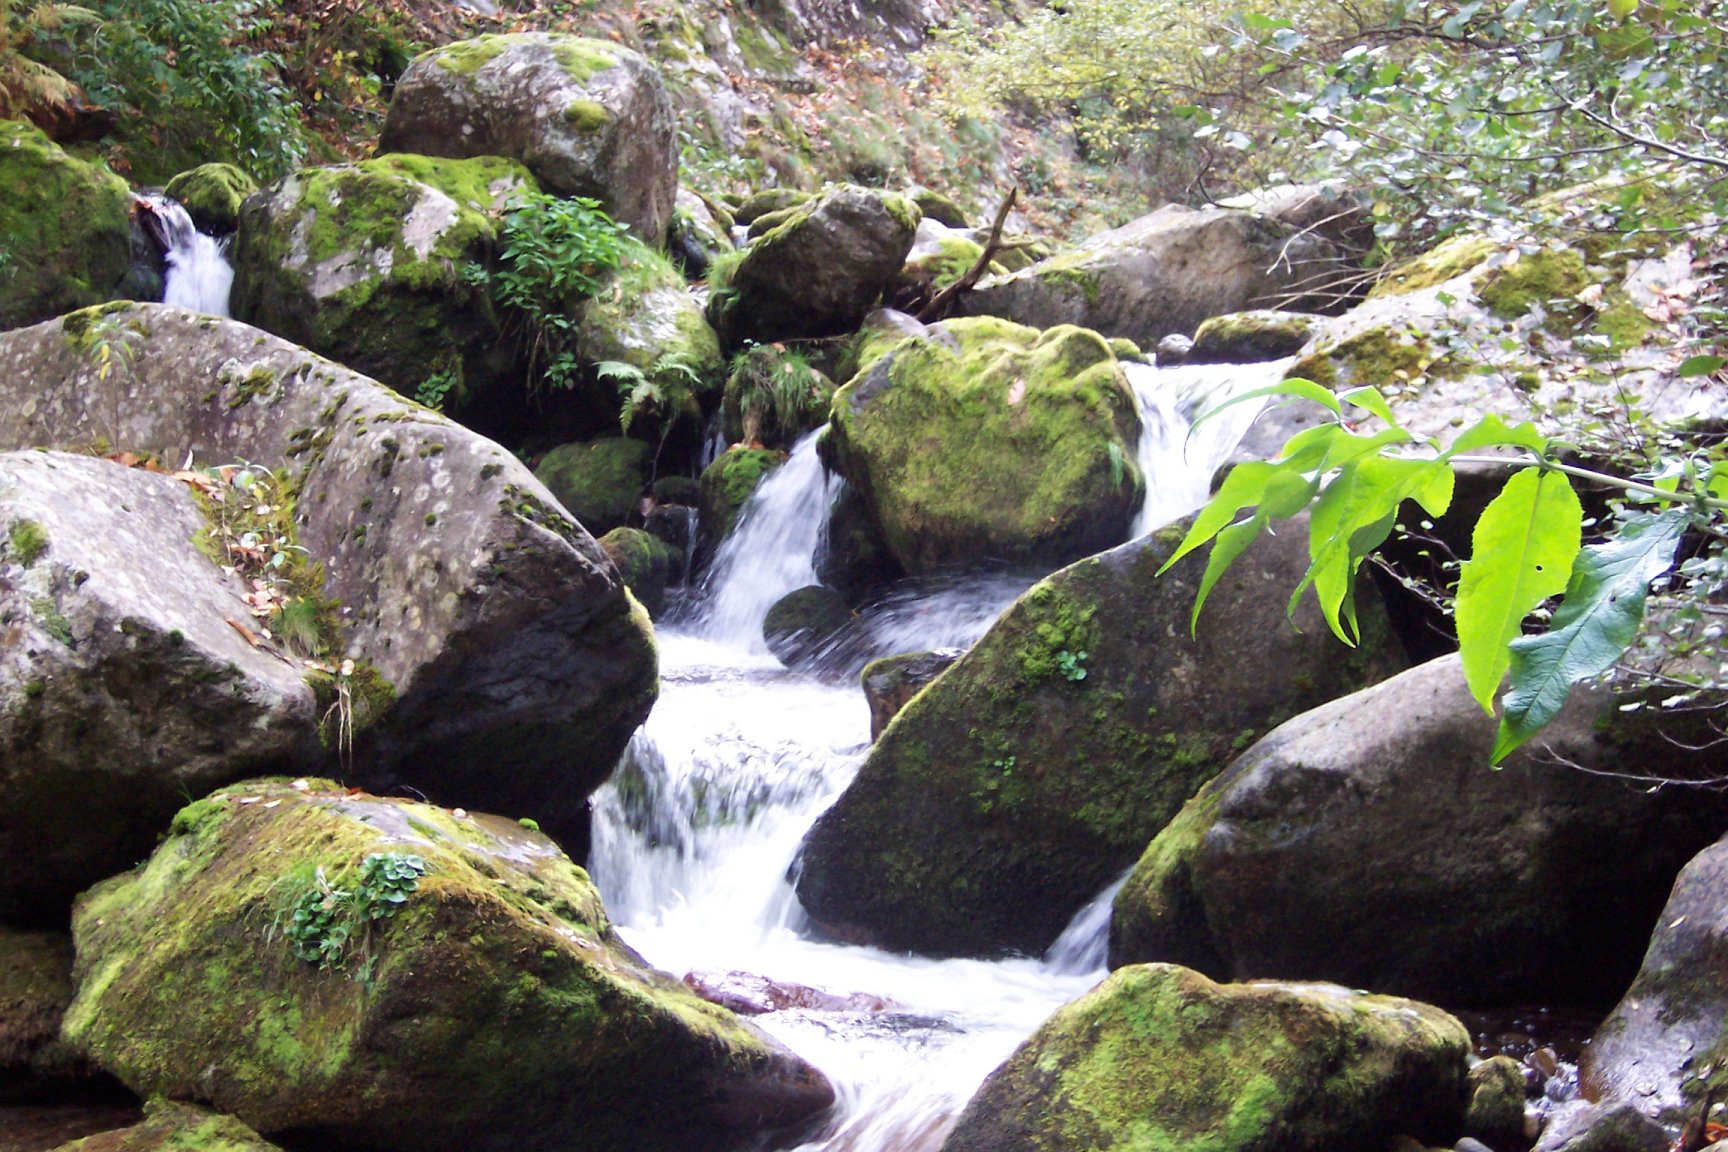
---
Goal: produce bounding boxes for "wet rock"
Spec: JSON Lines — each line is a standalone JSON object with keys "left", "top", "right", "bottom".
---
{"left": 907, "top": 186, "right": 969, "bottom": 228}
{"left": 713, "top": 184, "right": 919, "bottom": 347}
{"left": 0, "top": 453, "right": 316, "bottom": 922}
{"left": 668, "top": 187, "right": 734, "bottom": 278}
{"left": 599, "top": 526, "right": 679, "bottom": 616}
{"left": 379, "top": 34, "right": 677, "bottom": 239}
{"left": 1, "top": 927, "right": 98, "bottom": 1101}
{"left": 64, "top": 780, "right": 834, "bottom": 1152}
{"left": 814, "top": 484, "right": 901, "bottom": 601}
{"left": 1188, "top": 309, "right": 1321, "bottom": 363}
{"left": 1586, "top": 833, "right": 1728, "bottom": 1128}
{"left": 697, "top": 445, "right": 786, "bottom": 560}
{"left": 534, "top": 437, "right": 651, "bottom": 538}
{"left": 1155, "top": 333, "right": 1194, "bottom": 364}
{"left": 0, "top": 304, "right": 657, "bottom": 868}
{"left": 230, "top": 155, "right": 534, "bottom": 407}
{"left": 0, "top": 121, "right": 132, "bottom": 331}
{"left": 763, "top": 584, "right": 853, "bottom": 669}
{"left": 957, "top": 204, "right": 1343, "bottom": 347}
{"left": 795, "top": 515, "right": 1404, "bottom": 958}
{"left": 1111, "top": 653, "right": 1728, "bottom": 1007}
{"left": 861, "top": 649, "right": 960, "bottom": 741}
{"left": 941, "top": 964, "right": 1471, "bottom": 1152}
{"left": 823, "top": 317, "right": 1143, "bottom": 576}
{"left": 1532, "top": 1100, "right": 1668, "bottom": 1152}
{"left": 50, "top": 1101, "right": 284, "bottom": 1151}
{"left": 682, "top": 970, "right": 897, "bottom": 1015}
{"left": 574, "top": 245, "right": 723, "bottom": 393}
{"left": 1467, "top": 1056, "right": 1530, "bottom": 1150}
{"left": 162, "top": 164, "right": 257, "bottom": 235}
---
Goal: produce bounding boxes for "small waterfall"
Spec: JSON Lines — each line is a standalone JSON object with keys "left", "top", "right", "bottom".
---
{"left": 1127, "top": 358, "right": 1291, "bottom": 536}
{"left": 1042, "top": 870, "right": 1131, "bottom": 975}
{"left": 690, "top": 430, "right": 840, "bottom": 655}
{"left": 137, "top": 193, "right": 234, "bottom": 317}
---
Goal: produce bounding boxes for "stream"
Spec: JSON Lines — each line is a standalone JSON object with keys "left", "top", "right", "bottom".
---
{"left": 586, "top": 358, "right": 1282, "bottom": 1150}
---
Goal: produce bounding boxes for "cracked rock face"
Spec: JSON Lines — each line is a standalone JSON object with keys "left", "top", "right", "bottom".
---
{"left": 379, "top": 33, "right": 677, "bottom": 241}
{"left": 0, "top": 304, "right": 657, "bottom": 921}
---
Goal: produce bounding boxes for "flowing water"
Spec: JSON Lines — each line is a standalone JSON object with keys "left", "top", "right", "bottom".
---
{"left": 589, "top": 358, "right": 1287, "bottom": 1150}
{"left": 137, "top": 194, "right": 234, "bottom": 317}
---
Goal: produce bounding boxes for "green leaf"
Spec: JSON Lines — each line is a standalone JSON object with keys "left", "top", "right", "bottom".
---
{"left": 1678, "top": 354, "right": 1726, "bottom": 378}
{"left": 1455, "top": 467, "right": 1584, "bottom": 711}
{"left": 1445, "top": 414, "right": 1549, "bottom": 456}
{"left": 1190, "top": 377, "right": 1342, "bottom": 432}
{"left": 1493, "top": 507, "right": 1687, "bottom": 761}
{"left": 1605, "top": 0, "right": 1638, "bottom": 20}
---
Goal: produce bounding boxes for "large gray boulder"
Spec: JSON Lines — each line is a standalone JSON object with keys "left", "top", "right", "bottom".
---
{"left": 0, "top": 304, "right": 657, "bottom": 878}
{"left": 942, "top": 964, "right": 1470, "bottom": 1152}
{"left": 0, "top": 452, "right": 317, "bottom": 922}
{"left": 957, "top": 204, "right": 1342, "bottom": 347}
{"left": 713, "top": 184, "right": 919, "bottom": 346}
{"left": 794, "top": 517, "right": 1406, "bottom": 958}
{"left": 231, "top": 155, "right": 534, "bottom": 409}
{"left": 1111, "top": 653, "right": 1728, "bottom": 1007}
{"left": 1585, "top": 833, "right": 1728, "bottom": 1129}
{"left": 378, "top": 34, "right": 677, "bottom": 240}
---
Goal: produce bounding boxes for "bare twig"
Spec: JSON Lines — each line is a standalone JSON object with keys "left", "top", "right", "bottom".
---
{"left": 917, "top": 186, "right": 1019, "bottom": 323}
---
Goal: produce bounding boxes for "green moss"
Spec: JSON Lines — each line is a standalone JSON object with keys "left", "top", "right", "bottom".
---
{"left": 1594, "top": 291, "right": 1655, "bottom": 350}
{"left": 1295, "top": 325, "right": 1438, "bottom": 391}
{"left": 164, "top": 163, "right": 259, "bottom": 233}
{"left": 29, "top": 597, "right": 73, "bottom": 645}
{"left": 881, "top": 192, "right": 922, "bottom": 235}
{"left": 699, "top": 446, "right": 787, "bottom": 542}
{"left": 1190, "top": 311, "right": 1317, "bottom": 361}
{"left": 428, "top": 35, "right": 514, "bottom": 75}
{"left": 1477, "top": 247, "right": 1590, "bottom": 321}
{"left": 1371, "top": 235, "right": 1499, "bottom": 296}
{"left": 533, "top": 439, "right": 650, "bottom": 538}
{"left": 562, "top": 99, "right": 612, "bottom": 133}
{"left": 7, "top": 519, "right": 48, "bottom": 566}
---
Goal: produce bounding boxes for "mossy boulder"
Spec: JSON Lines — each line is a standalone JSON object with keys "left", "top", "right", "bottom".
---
{"left": 1189, "top": 310, "right": 1321, "bottom": 363}
{"left": 599, "top": 526, "right": 680, "bottom": 616}
{"left": 534, "top": 437, "right": 650, "bottom": 538}
{"left": 2, "top": 926, "right": 96, "bottom": 1101}
{"left": 231, "top": 154, "right": 534, "bottom": 408}
{"left": 731, "top": 187, "right": 812, "bottom": 226}
{"left": 574, "top": 245, "right": 723, "bottom": 391}
{"left": 861, "top": 649, "right": 960, "bottom": 741}
{"left": 794, "top": 516, "right": 1405, "bottom": 958}
{"left": 1287, "top": 323, "right": 1444, "bottom": 393}
{"left": 0, "top": 305, "right": 657, "bottom": 864}
{"left": 1370, "top": 235, "right": 1497, "bottom": 297}
{"left": 958, "top": 205, "right": 1344, "bottom": 348}
{"left": 668, "top": 187, "right": 735, "bottom": 277}
{"left": 697, "top": 445, "right": 786, "bottom": 558}
{"left": 762, "top": 584, "right": 853, "bottom": 669}
{"left": 824, "top": 317, "right": 1143, "bottom": 576}
{"left": 379, "top": 34, "right": 677, "bottom": 239}
{"left": 907, "top": 185, "right": 969, "bottom": 228}
{"left": 893, "top": 221, "right": 993, "bottom": 311}
{"left": 162, "top": 165, "right": 258, "bottom": 235}
{"left": 1465, "top": 1055, "right": 1528, "bottom": 1149}
{"left": 64, "top": 780, "right": 834, "bottom": 1152}
{"left": 1110, "top": 653, "right": 1728, "bottom": 1007}
{"left": 713, "top": 184, "right": 919, "bottom": 347}
{"left": 0, "top": 120, "right": 132, "bottom": 330}
{"left": 1477, "top": 245, "right": 1590, "bottom": 322}
{"left": 942, "top": 964, "right": 1471, "bottom": 1152}
{"left": 1586, "top": 832, "right": 1728, "bottom": 1128}
{"left": 52, "top": 1100, "right": 284, "bottom": 1151}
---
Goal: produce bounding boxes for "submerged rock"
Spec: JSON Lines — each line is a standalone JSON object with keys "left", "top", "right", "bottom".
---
{"left": 0, "top": 120, "right": 132, "bottom": 331}
{"left": 50, "top": 1100, "right": 285, "bottom": 1151}
{"left": 861, "top": 649, "right": 961, "bottom": 741}
{"left": 957, "top": 204, "right": 1340, "bottom": 348}
{"left": 794, "top": 517, "right": 1404, "bottom": 958}
{"left": 63, "top": 780, "right": 834, "bottom": 1152}
{"left": 1111, "top": 653, "right": 1728, "bottom": 1007}
{"left": 379, "top": 33, "right": 677, "bottom": 240}
{"left": 762, "top": 584, "right": 852, "bottom": 669}
{"left": 713, "top": 184, "right": 919, "bottom": 346}
{"left": 823, "top": 317, "right": 1144, "bottom": 576}
{"left": 231, "top": 154, "right": 533, "bottom": 408}
{"left": 0, "top": 452, "right": 317, "bottom": 922}
{"left": 941, "top": 964, "right": 1470, "bottom": 1152}
{"left": 683, "top": 970, "right": 897, "bottom": 1016}
{"left": 0, "top": 304, "right": 657, "bottom": 860}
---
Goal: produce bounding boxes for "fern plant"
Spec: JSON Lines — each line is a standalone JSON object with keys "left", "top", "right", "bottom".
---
{"left": 725, "top": 343, "right": 832, "bottom": 448}
{"left": 0, "top": 0, "right": 98, "bottom": 124}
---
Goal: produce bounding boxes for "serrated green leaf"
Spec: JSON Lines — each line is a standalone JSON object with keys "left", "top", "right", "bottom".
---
{"left": 1455, "top": 467, "right": 1583, "bottom": 711}
{"left": 1190, "top": 516, "right": 1270, "bottom": 632}
{"left": 1493, "top": 507, "right": 1687, "bottom": 761}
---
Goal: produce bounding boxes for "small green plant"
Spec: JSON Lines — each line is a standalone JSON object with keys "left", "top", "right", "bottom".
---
{"left": 1057, "top": 649, "right": 1089, "bottom": 682}
{"left": 280, "top": 851, "right": 428, "bottom": 977}
{"left": 975, "top": 755, "right": 1017, "bottom": 812}
{"left": 7, "top": 518, "right": 47, "bottom": 566}
{"left": 414, "top": 368, "right": 458, "bottom": 411}
{"left": 726, "top": 343, "right": 831, "bottom": 447}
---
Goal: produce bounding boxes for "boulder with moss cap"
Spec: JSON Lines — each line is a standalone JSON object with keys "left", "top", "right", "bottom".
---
{"left": 379, "top": 33, "right": 676, "bottom": 240}
{"left": 0, "top": 304, "right": 657, "bottom": 873}
{"left": 163, "top": 164, "right": 259, "bottom": 235}
{"left": 50, "top": 1100, "right": 285, "bottom": 1151}
{"left": 0, "top": 120, "right": 132, "bottom": 331}
{"left": 794, "top": 515, "right": 1405, "bottom": 958}
{"left": 63, "top": 779, "right": 834, "bottom": 1152}
{"left": 941, "top": 963, "right": 1470, "bottom": 1152}
{"left": 574, "top": 243, "right": 723, "bottom": 389}
{"left": 823, "top": 316, "right": 1143, "bottom": 575}
{"left": 713, "top": 184, "right": 919, "bottom": 347}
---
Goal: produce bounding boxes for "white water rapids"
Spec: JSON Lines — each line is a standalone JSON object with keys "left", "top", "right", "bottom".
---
{"left": 587, "top": 356, "right": 1285, "bottom": 1150}
{"left": 138, "top": 193, "right": 234, "bottom": 317}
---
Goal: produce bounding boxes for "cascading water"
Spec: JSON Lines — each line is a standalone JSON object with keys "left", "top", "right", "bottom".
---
{"left": 137, "top": 194, "right": 234, "bottom": 317}
{"left": 589, "top": 356, "right": 1284, "bottom": 1150}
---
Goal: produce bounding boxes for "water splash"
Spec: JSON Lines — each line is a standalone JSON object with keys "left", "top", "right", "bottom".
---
{"left": 137, "top": 193, "right": 234, "bottom": 317}
{"left": 1043, "top": 870, "right": 1131, "bottom": 976}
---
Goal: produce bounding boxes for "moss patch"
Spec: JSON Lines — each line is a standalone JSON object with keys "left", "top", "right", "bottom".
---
{"left": 1371, "top": 235, "right": 1498, "bottom": 297}
{"left": 533, "top": 438, "right": 650, "bottom": 538}
{"left": 1477, "top": 247, "right": 1590, "bottom": 321}
{"left": 164, "top": 164, "right": 260, "bottom": 234}
{"left": 6, "top": 519, "right": 48, "bottom": 567}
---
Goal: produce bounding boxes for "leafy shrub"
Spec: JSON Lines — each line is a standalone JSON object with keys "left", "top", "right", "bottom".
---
{"left": 725, "top": 343, "right": 831, "bottom": 448}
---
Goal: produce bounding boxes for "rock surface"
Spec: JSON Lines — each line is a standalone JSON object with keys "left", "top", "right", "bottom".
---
{"left": 824, "top": 317, "right": 1143, "bottom": 576}
{"left": 697, "top": 445, "right": 786, "bottom": 559}
{"left": 231, "top": 155, "right": 533, "bottom": 407}
{"left": 1, "top": 927, "right": 95, "bottom": 1100}
{"left": 1110, "top": 653, "right": 1728, "bottom": 1007}
{"left": 163, "top": 164, "right": 258, "bottom": 235}
{"left": 958, "top": 205, "right": 1339, "bottom": 348}
{"left": 63, "top": 780, "right": 834, "bottom": 1152}
{"left": 714, "top": 184, "right": 919, "bottom": 346}
{"left": 50, "top": 1101, "right": 285, "bottom": 1151}
{"left": 941, "top": 963, "right": 1470, "bottom": 1152}
{"left": 0, "top": 121, "right": 132, "bottom": 331}
{"left": 794, "top": 517, "right": 1405, "bottom": 958}
{"left": 0, "top": 304, "right": 657, "bottom": 857}
{"left": 533, "top": 437, "right": 650, "bottom": 538}
{"left": 861, "top": 649, "right": 960, "bottom": 741}
{"left": 379, "top": 34, "right": 677, "bottom": 240}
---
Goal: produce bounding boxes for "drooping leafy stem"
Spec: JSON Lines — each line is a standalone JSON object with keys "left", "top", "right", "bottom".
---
{"left": 1166, "top": 356, "right": 1728, "bottom": 763}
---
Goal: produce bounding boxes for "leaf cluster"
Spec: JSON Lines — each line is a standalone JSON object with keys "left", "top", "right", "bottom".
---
{"left": 279, "top": 851, "right": 428, "bottom": 976}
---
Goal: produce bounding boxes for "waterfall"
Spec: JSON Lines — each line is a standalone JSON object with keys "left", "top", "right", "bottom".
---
{"left": 1042, "top": 870, "right": 1131, "bottom": 975}
{"left": 137, "top": 193, "right": 234, "bottom": 317}
{"left": 688, "top": 430, "right": 840, "bottom": 656}
{"left": 1127, "top": 358, "right": 1290, "bottom": 536}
